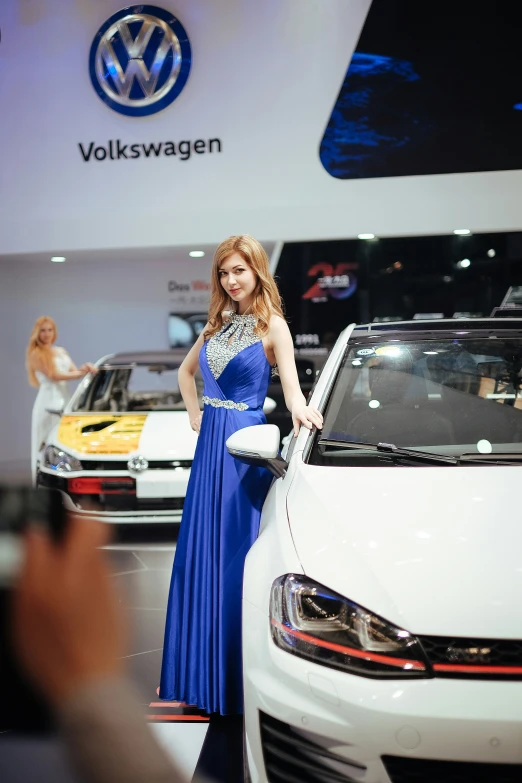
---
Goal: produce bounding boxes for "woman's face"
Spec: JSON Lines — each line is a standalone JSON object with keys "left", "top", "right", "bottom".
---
{"left": 38, "top": 322, "right": 55, "bottom": 345}
{"left": 218, "top": 252, "right": 257, "bottom": 311}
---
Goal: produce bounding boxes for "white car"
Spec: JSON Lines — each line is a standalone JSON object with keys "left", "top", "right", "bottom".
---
{"left": 37, "top": 351, "right": 198, "bottom": 524}
{"left": 37, "top": 349, "right": 278, "bottom": 525}
{"left": 227, "top": 319, "right": 522, "bottom": 782}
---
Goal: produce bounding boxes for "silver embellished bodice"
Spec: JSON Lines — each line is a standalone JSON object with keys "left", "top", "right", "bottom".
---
{"left": 205, "top": 312, "right": 261, "bottom": 380}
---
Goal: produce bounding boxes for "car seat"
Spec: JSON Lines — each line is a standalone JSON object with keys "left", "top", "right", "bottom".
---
{"left": 347, "top": 353, "right": 455, "bottom": 447}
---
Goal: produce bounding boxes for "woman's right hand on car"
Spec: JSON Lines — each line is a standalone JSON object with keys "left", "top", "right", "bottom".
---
{"left": 79, "top": 362, "right": 98, "bottom": 375}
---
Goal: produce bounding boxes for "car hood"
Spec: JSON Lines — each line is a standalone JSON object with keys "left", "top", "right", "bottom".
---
{"left": 51, "top": 412, "right": 197, "bottom": 460}
{"left": 287, "top": 461, "right": 522, "bottom": 638}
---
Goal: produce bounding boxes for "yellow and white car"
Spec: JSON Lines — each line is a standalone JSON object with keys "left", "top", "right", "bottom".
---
{"left": 37, "top": 349, "right": 280, "bottom": 524}
{"left": 36, "top": 351, "right": 199, "bottom": 524}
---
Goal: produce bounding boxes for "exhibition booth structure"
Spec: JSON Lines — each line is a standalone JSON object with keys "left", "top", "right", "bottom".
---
{"left": 2, "top": 0, "right": 522, "bottom": 781}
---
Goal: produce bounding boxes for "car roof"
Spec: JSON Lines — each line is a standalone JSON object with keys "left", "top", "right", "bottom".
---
{"left": 350, "top": 317, "right": 522, "bottom": 339}
{"left": 99, "top": 348, "right": 316, "bottom": 369}
{"left": 100, "top": 350, "right": 188, "bottom": 367}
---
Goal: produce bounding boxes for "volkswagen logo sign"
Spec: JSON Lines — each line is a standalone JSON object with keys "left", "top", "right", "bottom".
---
{"left": 89, "top": 5, "right": 191, "bottom": 117}
{"left": 128, "top": 455, "right": 149, "bottom": 473}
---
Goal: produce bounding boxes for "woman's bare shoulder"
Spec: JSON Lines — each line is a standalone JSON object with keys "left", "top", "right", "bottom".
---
{"left": 268, "top": 313, "right": 289, "bottom": 333}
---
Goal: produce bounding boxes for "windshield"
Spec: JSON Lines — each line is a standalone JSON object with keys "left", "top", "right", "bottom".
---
{"left": 311, "top": 336, "right": 522, "bottom": 465}
{"left": 72, "top": 364, "right": 203, "bottom": 413}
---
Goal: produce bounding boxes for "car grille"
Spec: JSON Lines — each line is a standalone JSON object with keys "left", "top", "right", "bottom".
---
{"left": 37, "top": 472, "right": 184, "bottom": 514}
{"left": 80, "top": 459, "right": 193, "bottom": 471}
{"left": 37, "top": 472, "right": 67, "bottom": 492}
{"left": 382, "top": 755, "right": 522, "bottom": 783}
{"left": 259, "top": 711, "right": 367, "bottom": 783}
{"left": 419, "top": 635, "right": 522, "bottom": 679}
{"left": 71, "top": 495, "right": 185, "bottom": 513}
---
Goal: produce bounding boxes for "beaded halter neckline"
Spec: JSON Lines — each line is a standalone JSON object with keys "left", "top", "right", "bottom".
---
{"left": 205, "top": 312, "right": 261, "bottom": 380}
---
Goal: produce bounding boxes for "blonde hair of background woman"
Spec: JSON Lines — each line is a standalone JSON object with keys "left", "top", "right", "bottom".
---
{"left": 26, "top": 316, "right": 57, "bottom": 387}
{"left": 205, "top": 235, "right": 284, "bottom": 339}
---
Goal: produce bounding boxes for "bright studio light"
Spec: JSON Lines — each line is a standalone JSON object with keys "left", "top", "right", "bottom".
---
{"left": 189, "top": 250, "right": 205, "bottom": 258}
{"left": 51, "top": 256, "right": 66, "bottom": 263}
{"left": 477, "top": 439, "right": 493, "bottom": 454}
{"left": 487, "top": 248, "right": 496, "bottom": 258}
{"left": 358, "top": 233, "right": 376, "bottom": 240}
{"left": 454, "top": 229, "right": 471, "bottom": 236}
{"left": 458, "top": 258, "right": 471, "bottom": 269}
{"left": 375, "top": 345, "right": 401, "bottom": 357}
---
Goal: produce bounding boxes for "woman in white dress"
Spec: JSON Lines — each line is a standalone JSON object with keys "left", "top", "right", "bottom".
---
{"left": 26, "top": 316, "right": 97, "bottom": 484}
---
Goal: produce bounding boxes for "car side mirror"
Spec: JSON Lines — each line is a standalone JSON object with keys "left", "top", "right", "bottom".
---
{"left": 262, "top": 396, "right": 277, "bottom": 414}
{"left": 45, "top": 408, "right": 64, "bottom": 416}
{"left": 226, "top": 424, "right": 288, "bottom": 479}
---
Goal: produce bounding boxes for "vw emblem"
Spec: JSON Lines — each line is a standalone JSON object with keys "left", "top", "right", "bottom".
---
{"left": 89, "top": 5, "right": 191, "bottom": 117}
{"left": 128, "top": 455, "right": 149, "bottom": 473}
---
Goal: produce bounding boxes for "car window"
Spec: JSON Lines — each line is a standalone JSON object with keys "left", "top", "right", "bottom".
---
{"left": 72, "top": 364, "right": 204, "bottom": 413}
{"left": 310, "top": 336, "right": 522, "bottom": 464}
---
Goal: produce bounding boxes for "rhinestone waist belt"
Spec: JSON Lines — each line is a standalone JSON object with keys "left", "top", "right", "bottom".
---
{"left": 202, "top": 395, "right": 249, "bottom": 411}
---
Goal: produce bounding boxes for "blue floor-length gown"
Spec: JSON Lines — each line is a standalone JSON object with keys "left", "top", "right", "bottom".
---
{"left": 159, "top": 313, "right": 273, "bottom": 715}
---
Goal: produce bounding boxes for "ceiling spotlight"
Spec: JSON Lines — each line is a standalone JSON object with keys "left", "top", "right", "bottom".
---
{"left": 458, "top": 258, "right": 471, "bottom": 268}
{"left": 51, "top": 256, "right": 66, "bottom": 263}
{"left": 189, "top": 250, "right": 205, "bottom": 258}
{"left": 487, "top": 248, "right": 496, "bottom": 258}
{"left": 454, "top": 229, "right": 471, "bottom": 236}
{"left": 375, "top": 346, "right": 402, "bottom": 357}
{"left": 477, "top": 439, "right": 493, "bottom": 454}
{"left": 358, "top": 233, "right": 376, "bottom": 240}
{"left": 443, "top": 275, "right": 452, "bottom": 283}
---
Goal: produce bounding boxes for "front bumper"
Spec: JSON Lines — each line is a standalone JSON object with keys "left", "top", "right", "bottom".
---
{"left": 37, "top": 468, "right": 185, "bottom": 524}
{"left": 243, "top": 600, "right": 522, "bottom": 783}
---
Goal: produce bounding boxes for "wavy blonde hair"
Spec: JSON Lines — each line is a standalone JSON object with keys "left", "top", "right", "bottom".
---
{"left": 204, "top": 235, "right": 284, "bottom": 339}
{"left": 26, "top": 316, "right": 57, "bottom": 387}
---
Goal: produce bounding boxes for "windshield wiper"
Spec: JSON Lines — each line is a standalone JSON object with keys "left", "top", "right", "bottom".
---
{"left": 459, "top": 452, "right": 522, "bottom": 465}
{"left": 317, "top": 439, "right": 457, "bottom": 465}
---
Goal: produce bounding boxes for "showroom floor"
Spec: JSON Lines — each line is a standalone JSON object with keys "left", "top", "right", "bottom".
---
{"left": 106, "top": 531, "right": 246, "bottom": 783}
{"left": 0, "top": 526, "right": 245, "bottom": 783}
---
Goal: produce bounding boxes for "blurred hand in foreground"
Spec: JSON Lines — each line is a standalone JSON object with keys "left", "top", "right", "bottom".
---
{"left": 12, "top": 516, "right": 126, "bottom": 707}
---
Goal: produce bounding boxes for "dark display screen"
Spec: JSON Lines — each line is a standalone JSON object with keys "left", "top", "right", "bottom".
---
{"left": 320, "top": 0, "right": 522, "bottom": 179}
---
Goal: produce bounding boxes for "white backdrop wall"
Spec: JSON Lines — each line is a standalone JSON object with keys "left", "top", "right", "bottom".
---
{"left": 0, "top": 250, "right": 236, "bottom": 469}
{"left": 2, "top": 0, "right": 522, "bottom": 256}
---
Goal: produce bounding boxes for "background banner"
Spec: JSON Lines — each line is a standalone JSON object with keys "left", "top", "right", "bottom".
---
{"left": 2, "top": 0, "right": 522, "bottom": 255}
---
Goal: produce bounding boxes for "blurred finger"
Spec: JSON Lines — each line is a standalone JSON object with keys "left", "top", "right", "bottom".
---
{"left": 18, "top": 526, "right": 52, "bottom": 586}
{"left": 63, "top": 517, "right": 111, "bottom": 567}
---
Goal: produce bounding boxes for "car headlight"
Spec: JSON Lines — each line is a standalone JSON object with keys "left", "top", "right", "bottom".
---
{"left": 43, "top": 445, "right": 83, "bottom": 473}
{"left": 270, "top": 574, "right": 429, "bottom": 678}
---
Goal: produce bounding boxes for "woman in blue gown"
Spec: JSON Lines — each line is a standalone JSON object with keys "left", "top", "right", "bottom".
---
{"left": 159, "top": 235, "right": 323, "bottom": 715}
